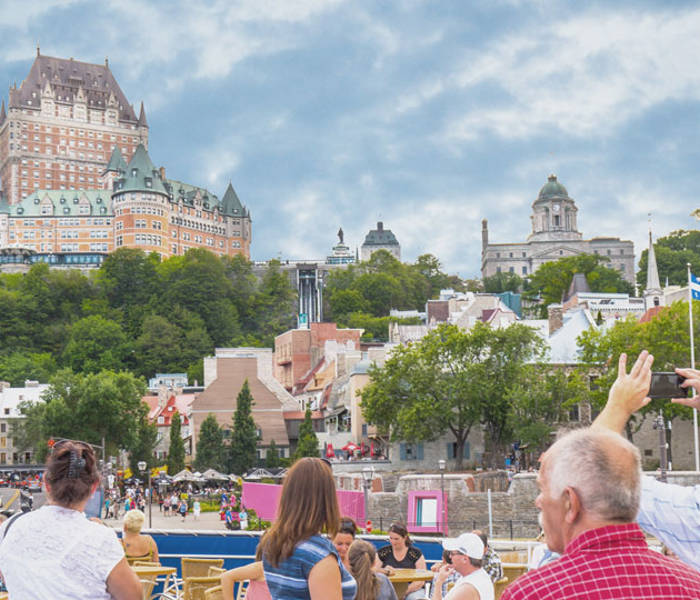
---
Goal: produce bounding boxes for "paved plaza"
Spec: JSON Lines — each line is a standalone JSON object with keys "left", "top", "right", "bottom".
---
{"left": 103, "top": 506, "right": 241, "bottom": 532}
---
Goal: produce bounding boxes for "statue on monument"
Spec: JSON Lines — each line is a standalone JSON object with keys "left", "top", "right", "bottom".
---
{"left": 337, "top": 227, "right": 344, "bottom": 244}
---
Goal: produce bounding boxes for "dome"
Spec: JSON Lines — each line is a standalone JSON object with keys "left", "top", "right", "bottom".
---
{"left": 537, "top": 174, "right": 569, "bottom": 200}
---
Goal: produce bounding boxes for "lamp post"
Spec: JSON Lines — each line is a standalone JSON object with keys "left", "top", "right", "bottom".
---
{"left": 137, "top": 460, "right": 152, "bottom": 528}
{"left": 438, "top": 459, "right": 446, "bottom": 535}
{"left": 361, "top": 466, "right": 374, "bottom": 526}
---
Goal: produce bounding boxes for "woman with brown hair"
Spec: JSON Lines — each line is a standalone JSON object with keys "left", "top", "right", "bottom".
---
{"left": 349, "top": 540, "right": 398, "bottom": 600}
{"left": 260, "top": 457, "right": 357, "bottom": 600}
{"left": 378, "top": 523, "right": 427, "bottom": 600}
{"left": 0, "top": 439, "right": 141, "bottom": 600}
{"left": 333, "top": 517, "right": 358, "bottom": 570}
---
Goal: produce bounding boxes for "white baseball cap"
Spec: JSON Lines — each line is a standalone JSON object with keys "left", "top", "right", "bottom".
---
{"left": 442, "top": 533, "right": 485, "bottom": 560}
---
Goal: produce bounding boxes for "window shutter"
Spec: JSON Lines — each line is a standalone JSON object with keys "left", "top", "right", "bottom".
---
{"left": 447, "top": 443, "right": 453, "bottom": 459}
{"left": 417, "top": 443, "right": 424, "bottom": 460}
{"left": 399, "top": 443, "right": 407, "bottom": 461}
{"left": 464, "top": 441, "right": 470, "bottom": 459}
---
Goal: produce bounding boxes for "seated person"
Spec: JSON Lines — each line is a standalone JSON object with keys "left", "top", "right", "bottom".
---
{"left": 378, "top": 522, "right": 428, "bottom": 600}
{"left": 121, "top": 509, "right": 159, "bottom": 563}
{"left": 472, "top": 531, "right": 502, "bottom": 582}
{"left": 222, "top": 545, "right": 271, "bottom": 600}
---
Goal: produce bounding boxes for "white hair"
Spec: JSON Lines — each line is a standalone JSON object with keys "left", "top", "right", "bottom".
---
{"left": 545, "top": 428, "right": 640, "bottom": 522}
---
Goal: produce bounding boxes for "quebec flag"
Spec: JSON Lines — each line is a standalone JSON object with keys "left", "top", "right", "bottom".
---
{"left": 691, "top": 273, "right": 700, "bottom": 301}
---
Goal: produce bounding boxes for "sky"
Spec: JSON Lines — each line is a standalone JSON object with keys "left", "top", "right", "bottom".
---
{"left": 1, "top": 0, "right": 699, "bottom": 279}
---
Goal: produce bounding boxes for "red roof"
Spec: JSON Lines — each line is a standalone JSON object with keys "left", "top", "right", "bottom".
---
{"left": 142, "top": 393, "right": 193, "bottom": 427}
{"left": 639, "top": 305, "right": 666, "bottom": 323}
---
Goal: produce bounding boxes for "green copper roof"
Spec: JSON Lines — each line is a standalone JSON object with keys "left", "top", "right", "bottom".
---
{"left": 220, "top": 182, "right": 247, "bottom": 217}
{"left": 537, "top": 174, "right": 569, "bottom": 201}
{"left": 8, "top": 190, "right": 112, "bottom": 217}
{"left": 115, "top": 143, "right": 167, "bottom": 195}
{"left": 0, "top": 193, "right": 9, "bottom": 214}
{"left": 105, "top": 146, "right": 127, "bottom": 173}
{"left": 363, "top": 221, "right": 399, "bottom": 246}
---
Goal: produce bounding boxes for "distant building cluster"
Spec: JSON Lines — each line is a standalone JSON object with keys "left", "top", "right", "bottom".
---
{"left": 0, "top": 50, "right": 251, "bottom": 269}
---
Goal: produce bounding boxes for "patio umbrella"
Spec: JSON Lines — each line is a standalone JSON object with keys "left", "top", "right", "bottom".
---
{"left": 202, "top": 468, "right": 230, "bottom": 481}
{"left": 342, "top": 442, "right": 360, "bottom": 453}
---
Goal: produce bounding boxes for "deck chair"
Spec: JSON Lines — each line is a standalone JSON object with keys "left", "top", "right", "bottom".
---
{"left": 208, "top": 566, "right": 226, "bottom": 577}
{"left": 181, "top": 557, "right": 225, "bottom": 579}
{"left": 204, "top": 585, "right": 224, "bottom": 600}
{"left": 183, "top": 576, "right": 222, "bottom": 600}
{"left": 235, "top": 581, "right": 249, "bottom": 600}
{"left": 494, "top": 576, "right": 510, "bottom": 600}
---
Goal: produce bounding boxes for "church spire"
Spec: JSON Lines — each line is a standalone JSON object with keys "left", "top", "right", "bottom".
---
{"left": 644, "top": 215, "right": 663, "bottom": 311}
{"left": 137, "top": 101, "right": 148, "bottom": 128}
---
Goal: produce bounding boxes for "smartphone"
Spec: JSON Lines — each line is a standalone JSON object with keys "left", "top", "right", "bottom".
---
{"left": 83, "top": 485, "right": 104, "bottom": 519}
{"left": 649, "top": 372, "right": 687, "bottom": 399}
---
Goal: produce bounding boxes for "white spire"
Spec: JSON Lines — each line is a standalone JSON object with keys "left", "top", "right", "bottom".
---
{"left": 646, "top": 218, "right": 661, "bottom": 292}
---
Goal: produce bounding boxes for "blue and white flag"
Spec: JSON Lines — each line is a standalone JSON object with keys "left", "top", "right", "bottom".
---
{"left": 691, "top": 273, "right": 700, "bottom": 301}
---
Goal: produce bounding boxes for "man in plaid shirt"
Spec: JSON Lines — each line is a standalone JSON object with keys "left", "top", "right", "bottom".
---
{"left": 501, "top": 425, "right": 700, "bottom": 598}
{"left": 472, "top": 531, "right": 502, "bottom": 582}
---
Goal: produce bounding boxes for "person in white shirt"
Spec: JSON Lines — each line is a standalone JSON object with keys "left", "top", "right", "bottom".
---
{"left": 0, "top": 439, "right": 141, "bottom": 600}
{"left": 433, "top": 533, "right": 494, "bottom": 600}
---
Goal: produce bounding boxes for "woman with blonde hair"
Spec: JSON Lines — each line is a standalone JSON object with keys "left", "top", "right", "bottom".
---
{"left": 348, "top": 540, "right": 397, "bottom": 600}
{"left": 261, "top": 457, "right": 357, "bottom": 600}
{"left": 121, "top": 508, "right": 159, "bottom": 563}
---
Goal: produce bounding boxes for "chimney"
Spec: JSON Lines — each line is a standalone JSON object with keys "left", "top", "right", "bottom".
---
{"left": 159, "top": 166, "right": 166, "bottom": 180}
{"left": 548, "top": 304, "right": 564, "bottom": 334}
{"left": 377, "top": 221, "right": 383, "bottom": 231}
{"left": 482, "top": 219, "right": 489, "bottom": 251}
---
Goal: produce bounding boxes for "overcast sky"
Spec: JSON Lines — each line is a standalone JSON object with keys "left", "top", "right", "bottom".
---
{"left": 2, "top": 0, "right": 699, "bottom": 278}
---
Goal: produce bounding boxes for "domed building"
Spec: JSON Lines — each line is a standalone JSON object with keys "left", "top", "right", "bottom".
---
{"left": 481, "top": 174, "right": 634, "bottom": 283}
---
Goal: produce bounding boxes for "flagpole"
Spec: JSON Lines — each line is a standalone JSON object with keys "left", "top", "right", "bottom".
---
{"left": 687, "top": 263, "right": 699, "bottom": 472}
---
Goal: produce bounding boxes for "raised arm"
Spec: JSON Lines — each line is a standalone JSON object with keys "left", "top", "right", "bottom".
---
{"left": 592, "top": 351, "right": 654, "bottom": 434}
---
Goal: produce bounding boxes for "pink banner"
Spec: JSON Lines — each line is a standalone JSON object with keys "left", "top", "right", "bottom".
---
{"left": 242, "top": 482, "right": 365, "bottom": 523}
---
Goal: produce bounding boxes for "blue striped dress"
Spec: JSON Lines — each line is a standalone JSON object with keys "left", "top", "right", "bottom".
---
{"left": 263, "top": 534, "right": 357, "bottom": 599}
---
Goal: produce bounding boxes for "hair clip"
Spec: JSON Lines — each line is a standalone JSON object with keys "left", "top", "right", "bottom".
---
{"left": 67, "top": 450, "right": 86, "bottom": 479}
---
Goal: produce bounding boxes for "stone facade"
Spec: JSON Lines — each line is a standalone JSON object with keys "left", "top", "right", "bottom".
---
{"left": 482, "top": 175, "right": 635, "bottom": 284}
{"left": 360, "top": 221, "right": 400, "bottom": 262}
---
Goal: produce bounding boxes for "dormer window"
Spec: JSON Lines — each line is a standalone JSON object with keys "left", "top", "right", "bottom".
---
{"left": 131, "top": 168, "right": 138, "bottom": 177}
{"left": 145, "top": 177, "right": 152, "bottom": 188}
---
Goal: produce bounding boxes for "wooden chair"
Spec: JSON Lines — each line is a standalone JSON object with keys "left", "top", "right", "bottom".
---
{"left": 137, "top": 572, "right": 158, "bottom": 600}
{"left": 183, "top": 576, "right": 222, "bottom": 600}
{"left": 494, "top": 576, "right": 510, "bottom": 600}
{"left": 235, "top": 581, "right": 249, "bottom": 600}
{"left": 502, "top": 563, "right": 527, "bottom": 583}
{"left": 182, "top": 557, "right": 225, "bottom": 579}
{"left": 208, "top": 566, "right": 226, "bottom": 577}
{"left": 204, "top": 585, "right": 224, "bottom": 600}
{"left": 134, "top": 561, "right": 161, "bottom": 567}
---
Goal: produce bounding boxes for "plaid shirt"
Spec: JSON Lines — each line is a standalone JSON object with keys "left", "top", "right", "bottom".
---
{"left": 501, "top": 523, "right": 700, "bottom": 600}
{"left": 482, "top": 547, "right": 503, "bottom": 582}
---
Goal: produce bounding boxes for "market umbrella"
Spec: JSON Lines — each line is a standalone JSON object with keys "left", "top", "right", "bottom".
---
{"left": 202, "top": 468, "right": 230, "bottom": 481}
{"left": 342, "top": 442, "right": 360, "bottom": 453}
{"left": 172, "top": 469, "right": 198, "bottom": 482}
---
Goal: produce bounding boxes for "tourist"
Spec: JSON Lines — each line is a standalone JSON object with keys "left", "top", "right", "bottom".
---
{"left": 377, "top": 522, "right": 427, "bottom": 600}
{"left": 0, "top": 439, "right": 141, "bottom": 599}
{"left": 261, "top": 457, "right": 357, "bottom": 600}
{"left": 178, "top": 498, "right": 188, "bottom": 522}
{"left": 333, "top": 517, "right": 357, "bottom": 570}
{"left": 193, "top": 498, "right": 201, "bottom": 521}
{"left": 471, "top": 531, "right": 502, "bottom": 582}
{"left": 222, "top": 546, "right": 271, "bottom": 600}
{"left": 432, "top": 533, "right": 494, "bottom": 600}
{"left": 348, "top": 539, "right": 397, "bottom": 600}
{"left": 592, "top": 350, "right": 700, "bottom": 569}
{"left": 500, "top": 427, "right": 700, "bottom": 599}
{"left": 121, "top": 508, "right": 159, "bottom": 563}
{"left": 429, "top": 551, "right": 459, "bottom": 599}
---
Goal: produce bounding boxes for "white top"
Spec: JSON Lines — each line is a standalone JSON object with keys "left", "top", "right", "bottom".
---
{"left": 0, "top": 504, "right": 124, "bottom": 600}
{"left": 445, "top": 568, "right": 494, "bottom": 600}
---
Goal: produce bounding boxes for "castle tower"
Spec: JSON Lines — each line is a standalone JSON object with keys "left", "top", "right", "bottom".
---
{"left": 0, "top": 52, "right": 149, "bottom": 204}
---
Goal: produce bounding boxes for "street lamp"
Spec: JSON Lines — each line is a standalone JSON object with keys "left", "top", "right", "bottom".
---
{"left": 361, "top": 466, "right": 374, "bottom": 527}
{"left": 137, "top": 460, "right": 152, "bottom": 528}
{"left": 438, "top": 459, "right": 446, "bottom": 535}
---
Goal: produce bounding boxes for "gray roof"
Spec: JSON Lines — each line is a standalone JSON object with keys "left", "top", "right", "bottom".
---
{"left": 114, "top": 144, "right": 167, "bottom": 195}
{"left": 10, "top": 53, "right": 137, "bottom": 123}
{"left": 220, "top": 182, "right": 248, "bottom": 217}
{"left": 7, "top": 190, "right": 112, "bottom": 217}
{"left": 104, "top": 146, "right": 127, "bottom": 174}
{"left": 363, "top": 221, "right": 399, "bottom": 247}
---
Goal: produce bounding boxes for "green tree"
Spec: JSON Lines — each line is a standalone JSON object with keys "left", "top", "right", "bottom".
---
{"left": 129, "top": 418, "right": 158, "bottom": 473}
{"left": 578, "top": 300, "right": 696, "bottom": 440}
{"left": 637, "top": 230, "right": 700, "bottom": 289}
{"left": 294, "top": 406, "right": 319, "bottom": 460}
{"left": 62, "top": 315, "right": 131, "bottom": 373}
{"left": 0, "top": 352, "right": 57, "bottom": 386}
{"left": 250, "top": 260, "right": 297, "bottom": 346}
{"left": 524, "top": 254, "right": 634, "bottom": 317}
{"left": 195, "top": 414, "right": 225, "bottom": 471}
{"left": 482, "top": 272, "right": 522, "bottom": 293}
{"left": 362, "top": 322, "right": 543, "bottom": 469}
{"left": 228, "top": 380, "right": 258, "bottom": 474}
{"left": 168, "top": 411, "right": 186, "bottom": 474}
{"left": 266, "top": 439, "right": 281, "bottom": 469}
{"left": 15, "top": 369, "right": 147, "bottom": 462}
